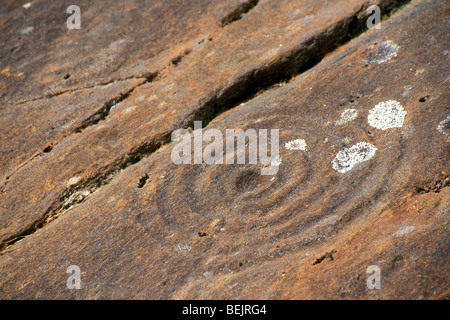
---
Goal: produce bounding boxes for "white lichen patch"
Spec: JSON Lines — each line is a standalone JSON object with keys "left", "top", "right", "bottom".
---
{"left": 366, "top": 40, "right": 399, "bottom": 64}
{"left": 59, "top": 119, "right": 75, "bottom": 131}
{"left": 20, "top": 26, "right": 34, "bottom": 35}
{"left": 285, "top": 139, "right": 307, "bottom": 151}
{"left": 335, "top": 109, "right": 358, "bottom": 126}
{"left": 368, "top": 100, "right": 407, "bottom": 130}
{"left": 175, "top": 243, "right": 191, "bottom": 253}
{"left": 340, "top": 137, "right": 352, "bottom": 146}
{"left": 437, "top": 116, "right": 450, "bottom": 137}
{"left": 332, "top": 142, "right": 377, "bottom": 173}
{"left": 393, "top": 225, "right": 416, "bottom": 238}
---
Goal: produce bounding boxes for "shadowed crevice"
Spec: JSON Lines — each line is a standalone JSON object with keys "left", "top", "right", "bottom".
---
{"left": 221, "top": 0, "right": 260, "bottom": 27}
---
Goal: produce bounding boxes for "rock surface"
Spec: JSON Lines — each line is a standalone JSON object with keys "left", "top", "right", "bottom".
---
{"left": 0, "top": 0, "right": 448, "bottom": 299}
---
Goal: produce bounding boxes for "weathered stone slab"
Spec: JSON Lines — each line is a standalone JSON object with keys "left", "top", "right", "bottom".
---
{"left": 0, "top": 0, "right": 251, "bottom": 186}
{"left": 0, "top": 0, "right": 410, "bottom": 246}
{"left": 0, "top": 78, "right": 144, "bottom": 182}
{"left": 0, "top": 0, "right": 248, "bottom": 106}
{"left": 0, "top": 0, "right": 447, "bottom": 299}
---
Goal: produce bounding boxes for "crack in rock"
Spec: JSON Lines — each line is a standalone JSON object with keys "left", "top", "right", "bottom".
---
{"left": 221, "top": 0, "right": 260, "bottom": 27}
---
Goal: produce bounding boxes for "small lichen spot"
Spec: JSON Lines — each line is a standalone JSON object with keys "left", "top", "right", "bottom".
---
{"left": 393, "top": 225, "right": 416, "bottom": 238}
{"left": 175, "top": 243, "right": 192, "bottom": 253}
{"left": 335, "top": 109, "right": 358, "bottom": 126}
{"left": 332, "top": 142, "right": 377, "bottom": 173}
{"left": 366, "top": 40, "right": 399, "bottom": 64}
{"left": 20, "top": 26, "right": 34, "bottom": 35}
{"left": 368, "top": 100, "right": 407, "bottom": 130}
{"left": 340, "top": 137, "right": 352, "bottom": 146}
{"left": 437, "top": 116, "right": 450, "bottom": 138}
{"left": 285, "top": 139, "right": 307, "bottom": 151}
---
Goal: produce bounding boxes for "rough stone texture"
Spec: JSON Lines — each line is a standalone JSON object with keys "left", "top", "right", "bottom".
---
{"left": 0, "top": 0, "right": 411, "bottom": 247}
{"left": 0, "top": 78, "right": 145, "bottom": 182}
{"left": 0, "top": 0, "right": 448, "bottom": 299}
{"left": 0, "top": 0, "right": 247, "bottom": 106}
